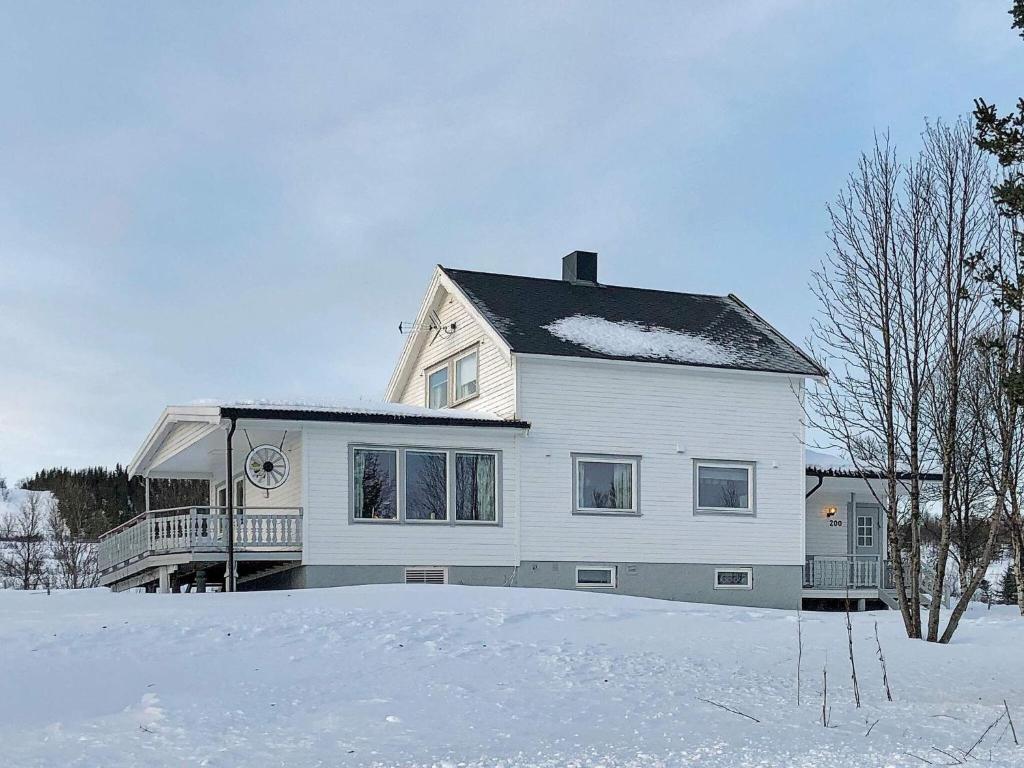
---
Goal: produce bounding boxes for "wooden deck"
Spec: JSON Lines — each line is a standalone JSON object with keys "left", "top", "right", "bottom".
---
{"left": 97, "top": 506, "right": 302, "bottom": 590}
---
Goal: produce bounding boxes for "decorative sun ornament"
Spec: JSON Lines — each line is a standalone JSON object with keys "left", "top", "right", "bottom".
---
{"left": 245, "top": 444, "right": 290, "bottom": 490}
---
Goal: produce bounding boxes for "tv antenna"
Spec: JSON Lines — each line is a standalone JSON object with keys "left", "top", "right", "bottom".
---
{"left": 398, "top": 310, "right": 456, "bottom": 342}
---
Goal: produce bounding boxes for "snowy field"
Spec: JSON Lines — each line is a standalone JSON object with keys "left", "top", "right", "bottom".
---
{"left": 1, "top": 586, "right": 1022, "bottom": 767}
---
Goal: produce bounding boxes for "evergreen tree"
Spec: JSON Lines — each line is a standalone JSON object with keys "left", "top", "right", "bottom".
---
{"left": 1000, "top": 567, "right": 1019, "bottom": 604}
{"left": 971, "top": 1, "right": 1024, "bottom": 400}
{"left": 20, "top": 466, "right": 207, "bottom": 538}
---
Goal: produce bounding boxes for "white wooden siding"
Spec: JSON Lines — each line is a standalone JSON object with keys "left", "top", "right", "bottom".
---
{"left": 303, "top": 422, "right": 521, "bottom": 566}
{"left": 805, "top": 476, "right": 892, "bottom": 559}
{"left": 149, "top": 422, "right": 217, "bottom": 470}
{"left": 515, "top": 356, "right": 806, "bottom": 566}
{"left": 208, "top": 430, "right": 303, "bottom": 511}
{"left": 243, "top": 431, "right": 303, "bottom": 510}
{"left": 396, "top": 287, "right": 516, "bottom": 417}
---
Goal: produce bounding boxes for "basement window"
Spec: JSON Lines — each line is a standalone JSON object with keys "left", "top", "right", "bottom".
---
{"left": 576, "top": 566, "right": 616, "bottom": 588}
{"left": 714, "top": 568, "right": 753, "bottom": 590}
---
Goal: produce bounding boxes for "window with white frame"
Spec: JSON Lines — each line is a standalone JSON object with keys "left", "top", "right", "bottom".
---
{"left": 694, "top": 461, "right": 755, "bottom": 514}
{"left": 352, "top": 448, "right": 398, "bottom": 520}
{"left": 427, "top": 366, "right": 449, "bottom": 409}
{"left": 455, "top": 452, "right": 497, "bottom": 522}
{"left": 351, "top": 446, "right": 500, "bottom": 525}
{"left": 575, "top": 566, "right": 616, "bottom": 588}
{"left": 425, "top": 347, "right": 479, "bottom": 408}
{"left": 573, "top": 455, "right": 639, "bottom": 514}
{"left": 857, "top": 515, "right": 873, "bottom": 547}
{"left": 405, "top": 450, "right": 449, "bottom": 521}
{"left": 454, "top": 350, "right": 478, "bottom": 402}
{"left": 714, "top": 568, "right": 752, "bottom": 590}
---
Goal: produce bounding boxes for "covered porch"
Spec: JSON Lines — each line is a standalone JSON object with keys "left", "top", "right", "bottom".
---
{"left": 802, "top": 460, "right": 940, "bottom": 608}
{"left": 99, "top": 404, "right": 306, "bottom": 592}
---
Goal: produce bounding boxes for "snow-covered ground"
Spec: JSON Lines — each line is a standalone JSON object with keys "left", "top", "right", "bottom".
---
{"left": 1, "top": 586, "right": 1021, "bottom": 767}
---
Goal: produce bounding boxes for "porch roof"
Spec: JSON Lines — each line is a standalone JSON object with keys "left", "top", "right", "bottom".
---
{"left": 128, "top": 400, "right": 530, "bottom": 478}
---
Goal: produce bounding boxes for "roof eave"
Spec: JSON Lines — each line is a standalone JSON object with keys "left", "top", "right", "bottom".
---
{"left": 220, "top": 406, "right": 530, "bottom": 430}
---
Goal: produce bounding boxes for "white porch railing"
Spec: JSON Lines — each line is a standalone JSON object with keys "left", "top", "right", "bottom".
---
{"left": 803, "top": 555, "right": 882, "bottom": 590}
{"left": 97, "top": 507, "right": 303, "bottom": 574}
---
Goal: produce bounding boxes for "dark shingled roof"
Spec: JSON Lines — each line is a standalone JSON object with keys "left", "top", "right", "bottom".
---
{"left": 442, "top": 267, "right": 825, "bottom": 377}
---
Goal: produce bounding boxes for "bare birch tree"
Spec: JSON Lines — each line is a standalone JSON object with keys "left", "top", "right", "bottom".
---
{"left": 809, "top": 135, "right": 932, "bottom": 638}
{"left": 921, "top": 120, "right": 994, "bottom": 643}
{"left": 810, "top": 119, "right": 998, "bottom": 643}
{"left": 48, "top": 495, "right": 99, "bottom": 590}
{"left": 0, "top": 492, "right": 49, "bottom": 590}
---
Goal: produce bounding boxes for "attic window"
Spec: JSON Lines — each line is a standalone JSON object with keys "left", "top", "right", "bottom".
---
{"left": 425, "top": 346, "right": 479, "bottom": 409}
{"left": 428, "top": 366, "right": 449, "bottom": 409}
{"left": 454, "top": 351, "right": 478, "bottom": 401}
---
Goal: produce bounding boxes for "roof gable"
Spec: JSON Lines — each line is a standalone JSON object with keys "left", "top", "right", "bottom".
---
{"left": 441, "top": 267, "right": 824, "bottom": 377}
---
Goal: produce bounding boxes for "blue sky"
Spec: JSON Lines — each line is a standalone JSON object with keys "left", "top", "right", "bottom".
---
{"left": 1, "top": 1, "right": 1021, "bottom": 482}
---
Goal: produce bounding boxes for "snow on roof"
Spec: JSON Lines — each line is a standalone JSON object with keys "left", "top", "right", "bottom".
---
{"left": 441, "top": 267, "right": 826, "bottom": 376}
{"left": 543, "top": 315, "right": 738, "bottom": 366}
{"left": 805, "top": 449, "right": 851, "bottom": 471}
{"left": 188, "top": 398, "right": 503, "bottom": 421}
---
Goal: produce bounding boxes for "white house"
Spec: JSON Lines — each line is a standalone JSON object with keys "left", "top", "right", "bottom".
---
{"left": 98, "top": 251, "right": 913, "bottom": 609}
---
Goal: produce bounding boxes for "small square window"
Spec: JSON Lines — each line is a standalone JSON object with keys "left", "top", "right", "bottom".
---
{"left": 695, "top": 461, "right": 755, "bottom": 514}
{"left": 428, "top": 367, "right": 449, "bottom": 409}
{"left": 454, "top": 351, "right": 478, "bottom": 402}
{"left": 574, "top": 455, "right": 638, "bottom": 514}
{"left": 576, "top": 566, "right": 616, "bottom": 588}
{"left": 714, "top": 568, "right": 752, "bottom": 590}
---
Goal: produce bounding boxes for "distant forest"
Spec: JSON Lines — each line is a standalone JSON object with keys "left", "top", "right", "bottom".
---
{"left": 20, "top": 466, "right": 208, "bottom": 538}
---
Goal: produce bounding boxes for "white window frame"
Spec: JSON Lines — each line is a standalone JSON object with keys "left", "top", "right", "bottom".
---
{"left": 572, "top": 454, "right": 640, "bottom": 515}
{"left": 349, "top": 444, "right": 502, "bottom": 526}
{"left": 575, "top": 565, "right": 617, "bottom": 589}
{"left": 404, "top": 449, "right": 450, "bottom": 524}
{"left": 714, "top": 567, "right": 753, "bottom": 590}
{"left": 351, "top": 447, "right": 401, "bottom": 523}
{"left": 426, "top": 363, "right": 450, "bottom": 409}
{"left": 453, "top": 348, "right": 479, "bottom": 404}
{"left": 424, "top": 344, "right": 481, "bottom": 409}
{"left": 453, "top": 450, "right": 499, "bottom": 524}
{"left": 693, "top": 460, "right": 756, "bottom": 516}
{"left": 857, "top": 515, "right": 874, "bottom": 547}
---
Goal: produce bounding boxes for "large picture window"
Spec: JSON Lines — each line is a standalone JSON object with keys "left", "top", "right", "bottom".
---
{"left": 405, "top": 450, "right": 448, "bottom": 521}
{"left": 694, "top": 461, "right": 755, "bottom": 514}
{"left": 573, "top": 455, "right": 639, "bottom": 514}
{"left": 455, "top": 452, "right": 496, "bottom": 521}
{"left": 350, "top": 446, "right": 501, "bottom": 525}
{"left": 353, "top": 448, "right": 398, "bottom": 520}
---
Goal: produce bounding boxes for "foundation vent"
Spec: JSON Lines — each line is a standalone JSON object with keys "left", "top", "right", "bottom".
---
{"left": 404, "top": 567, "right": 448, "bottom": 585}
